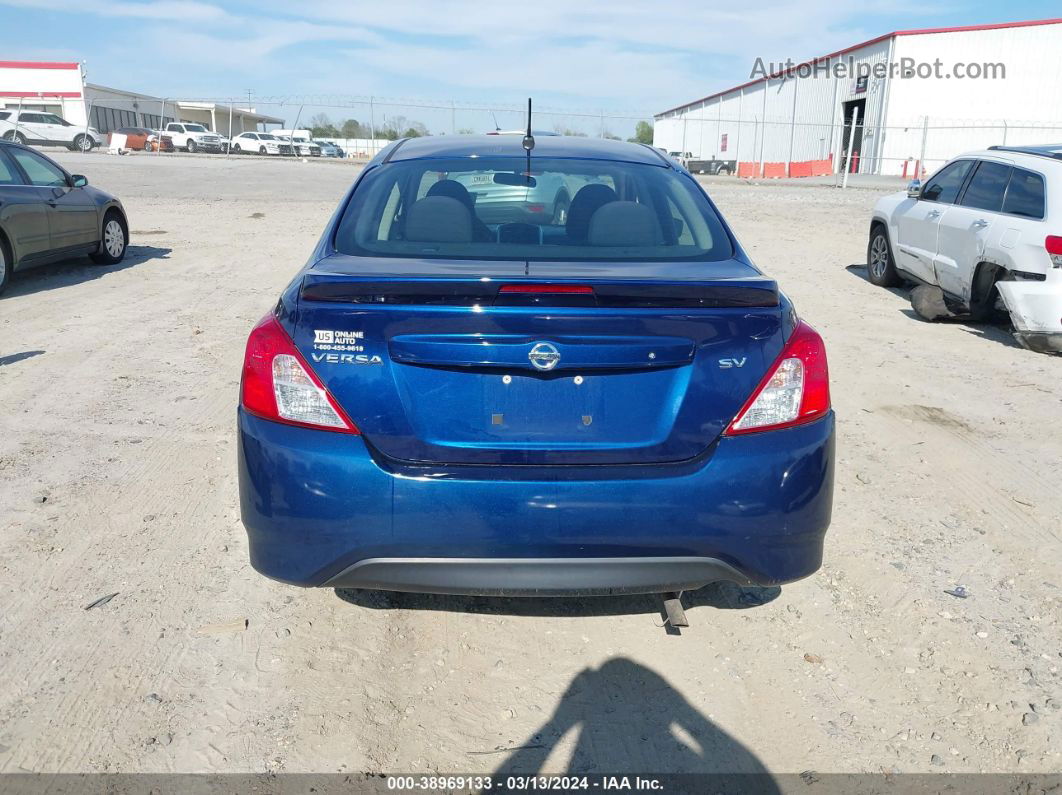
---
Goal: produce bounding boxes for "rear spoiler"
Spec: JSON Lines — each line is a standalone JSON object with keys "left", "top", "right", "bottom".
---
{"left": 300, "top": 275, "right": 780, "bottom": 309}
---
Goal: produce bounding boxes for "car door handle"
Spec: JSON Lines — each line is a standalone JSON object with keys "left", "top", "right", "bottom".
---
{"left": 972, "top": 219, "right": 989, "bottom": 228}
{"left": 926, "top": 210, "right": 941, "bottom": 218}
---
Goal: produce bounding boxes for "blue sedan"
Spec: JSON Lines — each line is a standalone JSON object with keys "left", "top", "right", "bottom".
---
{"left": 237, "top": 134, "right": 834, "bottom": 596}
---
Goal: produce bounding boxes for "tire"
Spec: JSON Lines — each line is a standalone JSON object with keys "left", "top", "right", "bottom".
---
{"left": 867, "top": 225, "right": 902, "bottom": 287}
{"left": 143, "top": 139, "right": 154, "bottom": 152}
{"left": 90, "top": 211, "right": 128, "bottom": 265}
{"left": 259, "top": 146, "right": 267, "bottom": 155}
{"left": 73, "top": 134, "right": 93, "bottom": 152}
{"left": 968, "top": 264, "right": 1005, "bottom": 322}
{"left": 551, "top": 194, "right": 570, "bottom": 226}
{"left": 0, "top": 233, "right": 11, "bottom": 297}
{"left": 718, "top": 167, "right": 731, "bottom": 177}
{"left": 3, "top": 130, "right": 27, "bottom": 145}
{"left": 233, "top": 144, "right": 242, "bottom": 154}
{"left": 186, "top": 139, "right": 197, "bottom": 153}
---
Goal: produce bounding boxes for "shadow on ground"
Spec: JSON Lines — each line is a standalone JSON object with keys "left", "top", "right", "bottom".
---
{"left": 487, "top": 657, "right": 781, "bottom": 789}
{"left": 6, "top": 245, "right": 171, "bottom": 298}
{"left": 335, "top": 581, "right": 781, "bottom": 624}
{"left": 847, "top": 263, "right": 1022, "bottom": 350}
{"left": 0, "top": 350, "right": 45, "bottom": 367}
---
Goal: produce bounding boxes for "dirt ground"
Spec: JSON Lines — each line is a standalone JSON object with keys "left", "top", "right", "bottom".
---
{"left": 0, "top": 152, "right": 1058, "bottom": 778}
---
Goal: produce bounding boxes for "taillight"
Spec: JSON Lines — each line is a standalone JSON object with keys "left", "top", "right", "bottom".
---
{"left": 1046, "top": 235, "right": 1062, "bottom": 267}
{"left": 240, "top": 314, "right": 359, "bottom": 434}
{"left": 724, "top": 320, "right": 830, "bottom": 435}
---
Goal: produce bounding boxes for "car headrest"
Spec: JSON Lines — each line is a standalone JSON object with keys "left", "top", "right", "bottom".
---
{"left": 404, "top": 196, "right": 472, "bottom": 243}
{"left": 587, "top": 201, "right": 659, "bottom": 247}
{"left": 426, "top": 179, "right": 475, "bottom": 209}
{"left": 566, "top": 183, "right": 617, "bottom": 243}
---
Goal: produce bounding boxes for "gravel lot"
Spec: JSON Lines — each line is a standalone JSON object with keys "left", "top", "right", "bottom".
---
{"left": 0, "top": 151, "right": 1058, "bottom": 777}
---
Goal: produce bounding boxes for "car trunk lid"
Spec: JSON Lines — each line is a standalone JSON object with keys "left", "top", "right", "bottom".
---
{"left": 292, "top": 255, "right": 785, "bottom": 465}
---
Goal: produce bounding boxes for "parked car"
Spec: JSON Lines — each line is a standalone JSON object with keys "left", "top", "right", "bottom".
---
{"left": 276, "top": 134, "right": 320, "bottom": 157}
{"left": 227, "top": 132, "right": 293, "bottom": 156}
{"left": 869, "top": 145, "right": 1062, "bottom": 353}
{"left": 0, "top": 140, "right": 128, "bottom": 296}
{"left": 668, "top": 150, "right": 693, "bottom": 168}
{"left": 317, "top": 141, "right": 343, "bottom": 158}
{"left": 0, "top": 110, "right": 101, "bottom": 151}
{"left": 111, "top": 127, "right": 174, "bottom": 152}
{"left": 237, "top": 135, "right": 834, "bottom": 596}
{"left": 163, "top": 122, "right": 224, "bottom": 153}
{"left": 274, "top": 129, "right": 321, "bottom": 157}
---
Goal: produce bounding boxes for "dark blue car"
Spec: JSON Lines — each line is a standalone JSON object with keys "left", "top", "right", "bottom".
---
{"left": 238, "top": 135, "right": 834, "bottom": 596}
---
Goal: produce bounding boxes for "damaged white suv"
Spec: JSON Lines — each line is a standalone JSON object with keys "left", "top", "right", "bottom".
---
{"left": 869, "top": 146, "right": 1062, "bottom": 353}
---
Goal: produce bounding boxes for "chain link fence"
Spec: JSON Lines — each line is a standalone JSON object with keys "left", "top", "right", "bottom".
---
{"left": 9, "top": 92, "right": 1062, "bottom": 181}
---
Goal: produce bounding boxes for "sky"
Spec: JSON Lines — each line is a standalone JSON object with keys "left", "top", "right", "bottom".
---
{"left": 1, "top": 0, "right": 1059, "bottom": 136}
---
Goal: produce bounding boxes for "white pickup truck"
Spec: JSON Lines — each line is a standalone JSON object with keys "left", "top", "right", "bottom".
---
{"left": 164, "top": 122, "right": 225, "bottom": 153}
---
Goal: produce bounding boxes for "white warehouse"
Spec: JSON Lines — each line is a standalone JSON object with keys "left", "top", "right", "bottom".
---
{"left": 654, "top": 18, "right": 1062, "bottom": 178}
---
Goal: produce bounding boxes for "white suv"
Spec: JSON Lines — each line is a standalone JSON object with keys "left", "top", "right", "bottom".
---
{"left": 870, "top": 146, "right": 1062, "bottom": 353}
{"left": 0, "top": 110, "right": 102, "bottom": 151}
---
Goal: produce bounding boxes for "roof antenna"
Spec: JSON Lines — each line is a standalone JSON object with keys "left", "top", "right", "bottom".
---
{"left": 523, "top": 97, "right": 534, "bottom": 184}
{"left": 522, "top": 97, "right": 535, "bottom": 152}
{"left": 490, "top": 110, "right": 501, "bottom": 132}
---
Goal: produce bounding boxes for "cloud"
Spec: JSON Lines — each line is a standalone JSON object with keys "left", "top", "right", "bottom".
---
{"left": 0, "top": 0, "right": 948, "bottom": 113}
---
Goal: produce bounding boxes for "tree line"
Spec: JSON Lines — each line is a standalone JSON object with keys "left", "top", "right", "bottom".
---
{"left": 308, "top": 113, "right": 429, "bottom": 140}
{"left": 307, "top": 113, "right": 654, "bottom": 144}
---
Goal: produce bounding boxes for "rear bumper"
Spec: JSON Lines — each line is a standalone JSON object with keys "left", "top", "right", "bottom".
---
{"left": 238, "top": 410, "right": 834, "bottom": 593}
{"left": 997, "top": 280, "right": 1062, "bottom": 353}
{"left": 324, "top": 556, "right": 750, "bottom": 596}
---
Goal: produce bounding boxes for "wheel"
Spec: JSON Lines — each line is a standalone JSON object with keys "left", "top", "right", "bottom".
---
{"left": 186, "top": 139, "right": 197, "bottom": 153}
{"left": 3, "top": 130, "right": 27, "bottom": 145}
{"left": 259, "top": 146, "right": 267, "bottom": 155}
{"left": 143, "top": 139, "right": 154, "bottom": 152}
{"left": 90, "top": 211, "right": 128, "bottom": 265}
{"left": 551, "top": 194, "right": 569, "bottom": 226}
{"left": 233, "top": 144, "right": 242, "bottom": 154}
{"left": 867, "top": 226, "right": 902, "bottom": 287}
{"left": 0, "top": 234, "right": 11, "bottom": 296}
{"left": 718, "top": 167, "right": 731, "bottom": 176}
{"left": 73, "top": 134, "right": 93, "bottom": 152}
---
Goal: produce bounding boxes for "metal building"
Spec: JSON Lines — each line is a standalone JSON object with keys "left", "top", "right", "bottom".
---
{"left": 653, "top": 18, "right": 1062, "bottom": 177}
{"left": 0, "top": 61, "right": 283, "bottom": 136}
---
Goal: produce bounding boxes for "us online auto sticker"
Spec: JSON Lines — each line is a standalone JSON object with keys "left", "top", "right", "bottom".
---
{"left": 313, "top": 329, "right": 365, "bottom": 352}
{"left": 311, "top": 329, "right": 383, "bottom": 365}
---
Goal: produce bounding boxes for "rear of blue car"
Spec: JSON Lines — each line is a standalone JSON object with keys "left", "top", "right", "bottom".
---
{"left": 237, "top": 136, "right": 834, "bottom": 596}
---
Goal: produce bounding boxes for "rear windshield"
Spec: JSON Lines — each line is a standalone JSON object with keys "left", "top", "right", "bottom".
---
{"left": 334, "top": 157, "right": 733, "bottom": 261}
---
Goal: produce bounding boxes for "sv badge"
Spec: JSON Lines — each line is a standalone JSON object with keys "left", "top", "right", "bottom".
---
{"left": 718, "top": 357, "right": 747, "bottom": 369}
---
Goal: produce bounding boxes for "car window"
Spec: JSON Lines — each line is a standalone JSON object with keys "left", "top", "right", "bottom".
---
{"left": 185, "top": 124, "right": 207, "bottom": 132}
{"left": 335, "top": 156, "right": 733, "bottom": 263}
{"left": 959, "top": 161, "right": 1011, "bottom": 213}
{"left": 42, "top": 114, "right": 70, "bottom": 126}
{"left": 0, "top": 151, "right": 23, "bottom": 185}
{"left": 0, "top": 111, "right": 10, "bottom": 121}
{"left": 9, "top": 148, "right": 68, "bottom": 187}
{"left": 921, "top": 160, "right": 975, "bottom": 204}
{"left": 1002, "top": 168, "right": 1046, "bottom": 219}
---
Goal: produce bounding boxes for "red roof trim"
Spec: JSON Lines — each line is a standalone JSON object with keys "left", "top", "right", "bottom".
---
{"left": 0, "top": 61, "right": 80, "bottom": 70}
{"left": 656, "top": 17, "right": 1062, "bottom": 116}
{"left": 0, "top": 91, "right": 82, "bottom": 98}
